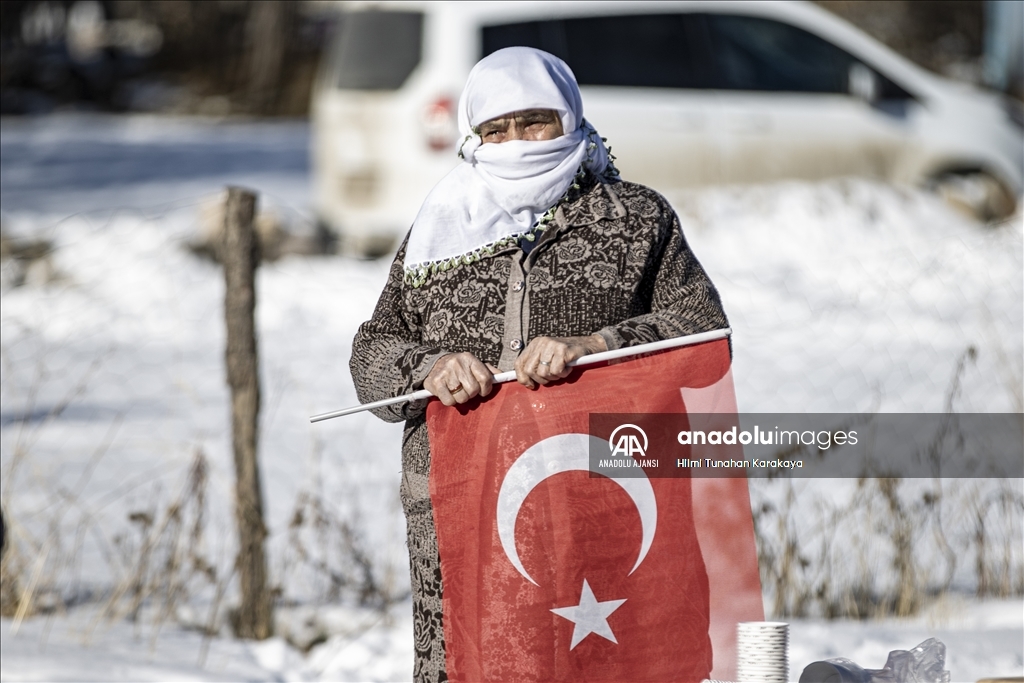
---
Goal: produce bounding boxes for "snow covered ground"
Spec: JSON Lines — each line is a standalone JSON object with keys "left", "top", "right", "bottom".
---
{"left": 2, "top": 598, "right": 1020, "bottom": 682}
{"left": 2, "top": 601, "right": 415, "bottom": 682}
{"left": 1, "top": 114, "right": 1021, "bottom": 681}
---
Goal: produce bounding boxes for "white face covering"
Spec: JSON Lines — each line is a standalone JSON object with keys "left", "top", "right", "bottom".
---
{"left": 403, "top": 47, "right": 611, "bottom": 286}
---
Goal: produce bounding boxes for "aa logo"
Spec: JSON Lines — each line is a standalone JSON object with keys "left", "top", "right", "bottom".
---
{"left": 609, "top": 424, "right": 649, "bottom": 458}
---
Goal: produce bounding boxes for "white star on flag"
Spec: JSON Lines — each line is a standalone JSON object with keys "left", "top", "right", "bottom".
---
{"left": 550, "top": 579, "right": 627, "bottom": 650}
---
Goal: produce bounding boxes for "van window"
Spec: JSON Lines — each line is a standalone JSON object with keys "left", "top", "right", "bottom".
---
{"left": 703, "top": 14, "right": 853, "bottom": 93}
{"left": 482, "top": 20, "right": 567, "bottom": 62}
{"left": 563, "top": 15, "right": 708, "bottom": 88}
{"left": 482, "top": 15, "right": 710, "bottom": 88}
{"left": 329, "top": 11, "right": 423, "bottom": 90}
{"left": 703, "top": 14, "right": 913, "bottom": 100}
{"left": 482, "top": 13, "right": 912, "bottom": 100}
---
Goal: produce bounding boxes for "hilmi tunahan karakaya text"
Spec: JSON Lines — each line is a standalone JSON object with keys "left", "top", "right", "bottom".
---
{"left": 674, "top": 457, "right": 804, "bottom": 470}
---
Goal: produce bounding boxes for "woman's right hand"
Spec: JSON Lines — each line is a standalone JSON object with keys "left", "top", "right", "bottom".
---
{"left": 424, "top": 353, "right": 499, "bottom": 406}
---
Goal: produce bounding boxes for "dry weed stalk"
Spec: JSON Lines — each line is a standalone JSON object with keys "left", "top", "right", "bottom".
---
{"left": 86, "top": 448, "right": 217, "bottom": 643}
{"left": 973, "top": 480, "right": 1024, "bottom": 598}
{"left": 751, "top": 345, "right": 1023, "bottom": 619}
{"left": 284, "top": 488, "right": 393, "bottom": 609}
{"left": 1, "top": 412, "right": 123, "bottom": 624}
{"left": 0, "top": 332, "right": 111, "bottom": 620}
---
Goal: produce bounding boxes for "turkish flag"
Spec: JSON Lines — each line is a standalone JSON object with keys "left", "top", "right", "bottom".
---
{"left": 427, "top": 338, "right": 763, "bottom": 682}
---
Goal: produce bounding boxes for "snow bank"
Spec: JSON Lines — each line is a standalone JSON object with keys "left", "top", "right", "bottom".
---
{"left": 1, "top": 115, "right": 1020, "bottom": 682}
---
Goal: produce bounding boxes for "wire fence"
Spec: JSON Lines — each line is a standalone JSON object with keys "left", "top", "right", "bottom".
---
{"left": 1, "top": 177, "right": 1021, "bottom": 649}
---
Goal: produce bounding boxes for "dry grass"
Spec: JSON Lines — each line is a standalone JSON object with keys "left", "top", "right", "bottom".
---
{"left": 1, "top": 339, "right": 1019, "bottom": 640}
{"left": 751, "top": 348, "right": 1024, "bottom": 619}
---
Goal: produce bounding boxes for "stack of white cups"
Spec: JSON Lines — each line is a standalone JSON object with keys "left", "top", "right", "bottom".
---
{"left": 737, "top": 621, "right": 789, "bottom": 683}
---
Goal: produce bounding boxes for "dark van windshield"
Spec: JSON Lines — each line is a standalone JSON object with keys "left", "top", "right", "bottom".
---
{"left": 330, "top": 11, "right": 423, "bottom": 90}
{"left": 482, "top": 12, "right": 910, "bottom": 99}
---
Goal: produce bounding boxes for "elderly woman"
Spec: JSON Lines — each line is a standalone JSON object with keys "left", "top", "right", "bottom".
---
{"left": 350, "top": 47, "right": 727, "bottom": 681}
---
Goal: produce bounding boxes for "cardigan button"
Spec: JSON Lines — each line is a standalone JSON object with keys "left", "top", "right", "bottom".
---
{"left": 512, "top": 279, "right": 524, "bottom": 292}
{"left": 509, "top": 338, "right": 523, "bottom": 351}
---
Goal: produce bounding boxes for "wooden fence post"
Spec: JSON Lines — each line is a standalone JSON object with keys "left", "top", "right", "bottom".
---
{"left": 222, "top": 186, "right": 272, "bottom": 639}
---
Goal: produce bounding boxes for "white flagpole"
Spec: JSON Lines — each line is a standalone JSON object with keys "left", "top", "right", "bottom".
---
{"left": 309, "top": 327, "right": 731, "bottom": 423}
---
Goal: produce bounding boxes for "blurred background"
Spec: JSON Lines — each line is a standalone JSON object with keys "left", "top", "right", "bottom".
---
{"left": 2, "top": 1, "right": 1020, "bottom": 114}
{"left": 1, "top": 2, "right": 1022, "bottom": 682}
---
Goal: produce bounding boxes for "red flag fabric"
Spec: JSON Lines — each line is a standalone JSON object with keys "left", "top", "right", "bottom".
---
{"left": 427, "top": 338, "right": 763, "bottom": 682}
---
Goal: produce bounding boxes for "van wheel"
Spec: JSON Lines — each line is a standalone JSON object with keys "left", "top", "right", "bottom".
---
{"left": 314, "top": 220, "right": 340, "bottom": 255}
{"left": 930, "top": 172, "right": 1017, "bottom": 223}
{"left": 340, "top": 234, "right": 399, "bottom": 260}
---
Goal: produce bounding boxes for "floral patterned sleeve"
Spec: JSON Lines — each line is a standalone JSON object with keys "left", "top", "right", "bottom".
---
{"left": 349, "top": 237, "right": 449, "bottom": 423}
{"left": 595, "top": 190, "right": 730, "bottom": 350}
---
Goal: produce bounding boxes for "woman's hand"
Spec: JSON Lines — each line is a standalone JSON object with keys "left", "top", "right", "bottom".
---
{"left": 515, "top": 334, "right": 608, "bottom": 389}
{"left": 424, "top": 353, "right": 499, "bottom": 406}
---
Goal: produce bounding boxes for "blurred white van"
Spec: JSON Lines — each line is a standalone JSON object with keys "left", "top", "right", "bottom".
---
{"left": 311, "top": 1, "right": 1024, "bottom": 256}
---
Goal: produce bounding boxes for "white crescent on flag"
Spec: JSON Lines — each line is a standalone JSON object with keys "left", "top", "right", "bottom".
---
{"left": 495, "top": 433, "right": 658, "bottom": 586}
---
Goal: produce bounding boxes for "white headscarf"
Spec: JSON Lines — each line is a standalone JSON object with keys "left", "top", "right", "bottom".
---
{"left": 404, "top": 47, "right": 611, "bottom": 286}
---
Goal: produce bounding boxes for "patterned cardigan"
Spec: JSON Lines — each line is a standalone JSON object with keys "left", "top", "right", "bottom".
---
{"left": 349, "top": 173, "right": 728, "bottom": 682}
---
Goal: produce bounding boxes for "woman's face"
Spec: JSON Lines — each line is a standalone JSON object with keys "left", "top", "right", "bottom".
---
{"left": 477, "top": 109, "right": 564, "bottom": 144}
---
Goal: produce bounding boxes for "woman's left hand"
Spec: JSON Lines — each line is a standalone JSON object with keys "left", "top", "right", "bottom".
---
{"left": 514, "top": 334, "right": 608, "bottom": 389}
